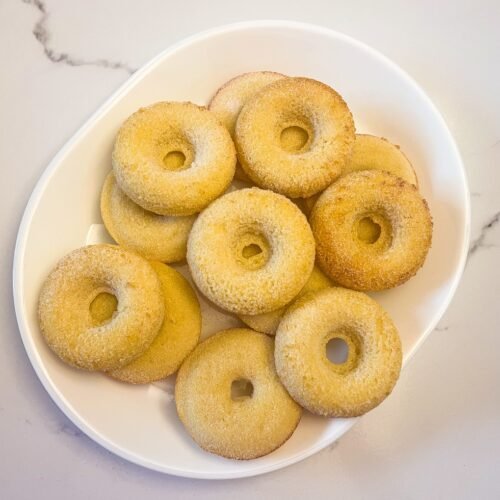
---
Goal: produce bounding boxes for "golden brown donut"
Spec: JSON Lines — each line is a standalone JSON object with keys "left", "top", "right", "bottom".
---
{"left": 38, "top": 245, "right": 164, "bottom": 371}
{"left": 109, "top": 262, "right": 201, "bottom": 383}
{"left": 300, "top": 134, "right": 418, "bottom": 216}
{"left": 112, "top": 102, "right": 236, "bottom": 216}
{"left": 187, "top": 187, "right": 316, "bottom": 315}
{"left": 239, "top": 266, "right": 332, "bottom": 335}
{"left": 209, "top": 71, "right": 286, "bottom": 183}
{"left": 175, "top": 328, "right": 301, "bottom": 459}
{"left": 275, "top": 288, "right": 402, "bottom": 417}
{"left": 235, "top": 77, "right": 355, "bottom": 198}
{"left": 100, "top": 172, "right": 196, "bottom": 263}
{"left": 311, "top": 170, "right": 432, "bottom": 291}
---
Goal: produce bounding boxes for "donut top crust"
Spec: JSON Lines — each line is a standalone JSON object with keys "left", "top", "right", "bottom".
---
{"left": 112, "top": 101, "right": 236, "bottom": 216}
{"left": 175, "top": 328, "right": 301, "bottom": 459}
{"left": 38, "top": 244, "right": 164, "bottom": 371}
{"left": 187, "top": 187, "right": 316, "bottom": 315}
{"left": 235, "top": 77, "right": 356, "bottom": 198}
{"left": 275, "top": 287, "right": 402, "bottom": 417}
{"left": 311, "top": 170, "right": 433, "bottom": 291}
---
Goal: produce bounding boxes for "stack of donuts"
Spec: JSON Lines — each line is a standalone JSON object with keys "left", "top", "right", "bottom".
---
{"left": 38, "top": 71, "right": 432, "bottom": 460}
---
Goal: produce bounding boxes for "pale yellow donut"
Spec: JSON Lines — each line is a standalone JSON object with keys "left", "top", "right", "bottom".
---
{"left": 187, "top": 188, "right": 316, "bottom": 315}
{"left": 300, "top": 134, "right": 418, "bottom": 216}
{"left": 239, "top": 266, "right": 332, "bottom": 335}
{"left": 236, "top": 77, "right": 355, "bottom": 198}
{"left": 108, "top": 262, "right": 201, "bottom": 383}
{"left": 112, "top": 101, "right": 236, "bottom": 216}
{"left": 100, "top": 172, "right": 196, "bottom": 263}
{"left": 175, "top": 328, "right": 301, "bottom": 459}
{"left": 209, "top": 71, "right": 286, "bottom": 183}
{"left": 311, "top": 170, "right": 432, "bottom": 291}
{"left": 275, "top": 288, "right": 402, "bottom": 417}
{"left": 38, "top": 245, "right": 164, "bottom": 371}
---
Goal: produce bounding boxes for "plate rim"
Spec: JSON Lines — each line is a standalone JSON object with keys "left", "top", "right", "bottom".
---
{"left": 12, "top": 19, "right": 471, "bottom": 479}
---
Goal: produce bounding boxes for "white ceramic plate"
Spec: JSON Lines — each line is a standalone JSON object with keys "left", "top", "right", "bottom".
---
{"left": 13, "top": 21, "right": 470, "bottom": 479}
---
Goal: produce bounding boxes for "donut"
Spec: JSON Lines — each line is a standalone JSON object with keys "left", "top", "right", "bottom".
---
{"left": 299, "top": 134, "right": 418, "bottom": 216}
{"left": 100, "top": 172, "right": 196, "bottom": 263}
{"left": 239, "top": 266, "right": 332, "bottom": 335}
{"left": 275, "top": 287, "right": 402, "bottom": 417}
{"left": 209, "top": 71, "right": 286, "bottom": 183}
{"left": 345, "top": 134, "right": 418, "bottom": 186}
{"left": 38, "top": 245, "right": 164, "bottom": 371}
{"left": 112, "top": 101, "right": 236, "bottom": 216}
{"left": 311, "top": 170, "right": 432, "bottom": 291}
{"left": 109, "top": 262, "right": 201, "bottom": 383}
{"left": 175, "top": 328, "right": 301, "bottom": 459}
{"left": 235, "top": 77, "right": 355, "bottom": 198}
{"left": 187, "top": 187, "right": 316, "bottom": 315}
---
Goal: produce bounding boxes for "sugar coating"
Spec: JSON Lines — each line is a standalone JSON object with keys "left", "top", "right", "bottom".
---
{"left": 209, "top": 71, "right": 286, "bottom": 183}
{"left": 239, "top": 266, "right": 332, "bottom": 335}
{"left": 311, "top": 170, "right": 433, "bottom": 291}
{"left": 108, "top": 262, "right": 201, "bottom": 384}
{"left": 38, "top": 245, "right": 164, "bottom": 371}
{"left": 187, "top": 187, "right": 316, "bottom": 315}
{"left": 275, "top": 287, "right": 402, "bottom": 417}
{"left": 112, "top": 101, "right": 236, "bottom": 216}
{"left": 100, "top": 172, "right": 196, "bottom": 263}
{"left": 175, "top": 328, "right": 301, "bottom": 459}
{"left": 235, "top": 77, "right": 356, "bottom": 198}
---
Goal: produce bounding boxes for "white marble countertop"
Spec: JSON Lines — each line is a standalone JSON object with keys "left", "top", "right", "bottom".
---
{"left": 2, "top": 0, "right": 499, "bottom": 498}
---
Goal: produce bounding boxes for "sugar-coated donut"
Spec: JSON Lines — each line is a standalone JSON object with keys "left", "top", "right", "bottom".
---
{"left": 275, "top": 288, "right": 402, "bottom": 417}
{"left": 209, "top": 71, "right": 286, "bottom": 182}
{"left": 300, "top": 134, "right": 418, "bottom": 216}
{"left": 187, "top": 187, "right": 315, "bottom": 315}
{"left": 311, "top": 171, "right": 432, "bottom": 291}
{"left": 175, "top": 328, "right": 301, "bottom": 459}
{"left": 345, "top": 134, "right": 418, "bottom": 186}
{"left": 239, "top": 266, "right": 332, "bottom": 335}
{"left": 109, "top": 262, "right": 201, "bottom": 383}
{"left": 235, "top": 77, "right": 355, "bottom": 198}
{"left": 38, "top": 245, "right": 164, "bottom": 371}
{"left": 100, "top": 172, "right": 196, "bottom": 263}
{"left": 112, "top": 102, "right": 236, "bottom": 216}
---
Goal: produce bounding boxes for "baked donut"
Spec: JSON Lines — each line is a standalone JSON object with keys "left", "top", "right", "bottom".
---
{"left": 239, "top": 266, "right": 332, "bottom": 335}
{"left": 100, "top": 172, "right": 196, "bottom": 263}
{"left": 175, "top": 328, "right": 301, "bottom": 459}
{"left": 311, "top": 170, "right": 432, "bottom": 291}
{"left": 38, "top": 245, "right": 164, "bottom": 371}
{"left": 109, "top": 262, "right": 201, "bottom": 383}
{"left": 235, "top": 77, "right": 355, "bottom": 198}
{"left": 345, "top": 134, "right": 418, "bottom": 186}
{"left": 209, "top": 71, "right": 286, "bottom": 182}
{"left": 300, "top": 134, "right": 418, "bottom": 216}
{"left": 187, "top": 187, "right": 315, "bottom": 315}
{"left": 275, "top": 287, "right": 402, "bottom": 417}
{"left": 112, "top": 101, "right": 236, "bottom": 216}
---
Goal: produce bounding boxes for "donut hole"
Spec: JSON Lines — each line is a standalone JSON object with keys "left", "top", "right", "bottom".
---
{"left": 163, "top": 150, "right": 187, "bottom": 171}
{"left": 280, "top": 125, "right": 310, "bottom": 153}
{"left": 357, "top": 217, "right": 382, "bottom": 244}
{"left": 325, "top": 331, "right": 361, "bottom": 373}
{"left": 326, "top": 337, "right": 349, "bottom": 364}
{"left": 242, "top": 243, "right": 263, "bottom": 258}
{"left": 235, "top": 231, "right": 270, "bottom": 270}
{"left": 231, "top": 378, "right": 254, "bottom": 401}
{"left": 89, "top": 292, "right": 118, "bottom": 325}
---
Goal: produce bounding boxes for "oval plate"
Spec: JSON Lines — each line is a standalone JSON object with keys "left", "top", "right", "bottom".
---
{"left": 13, "top": 21, "right": 470, "bottom": 479}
